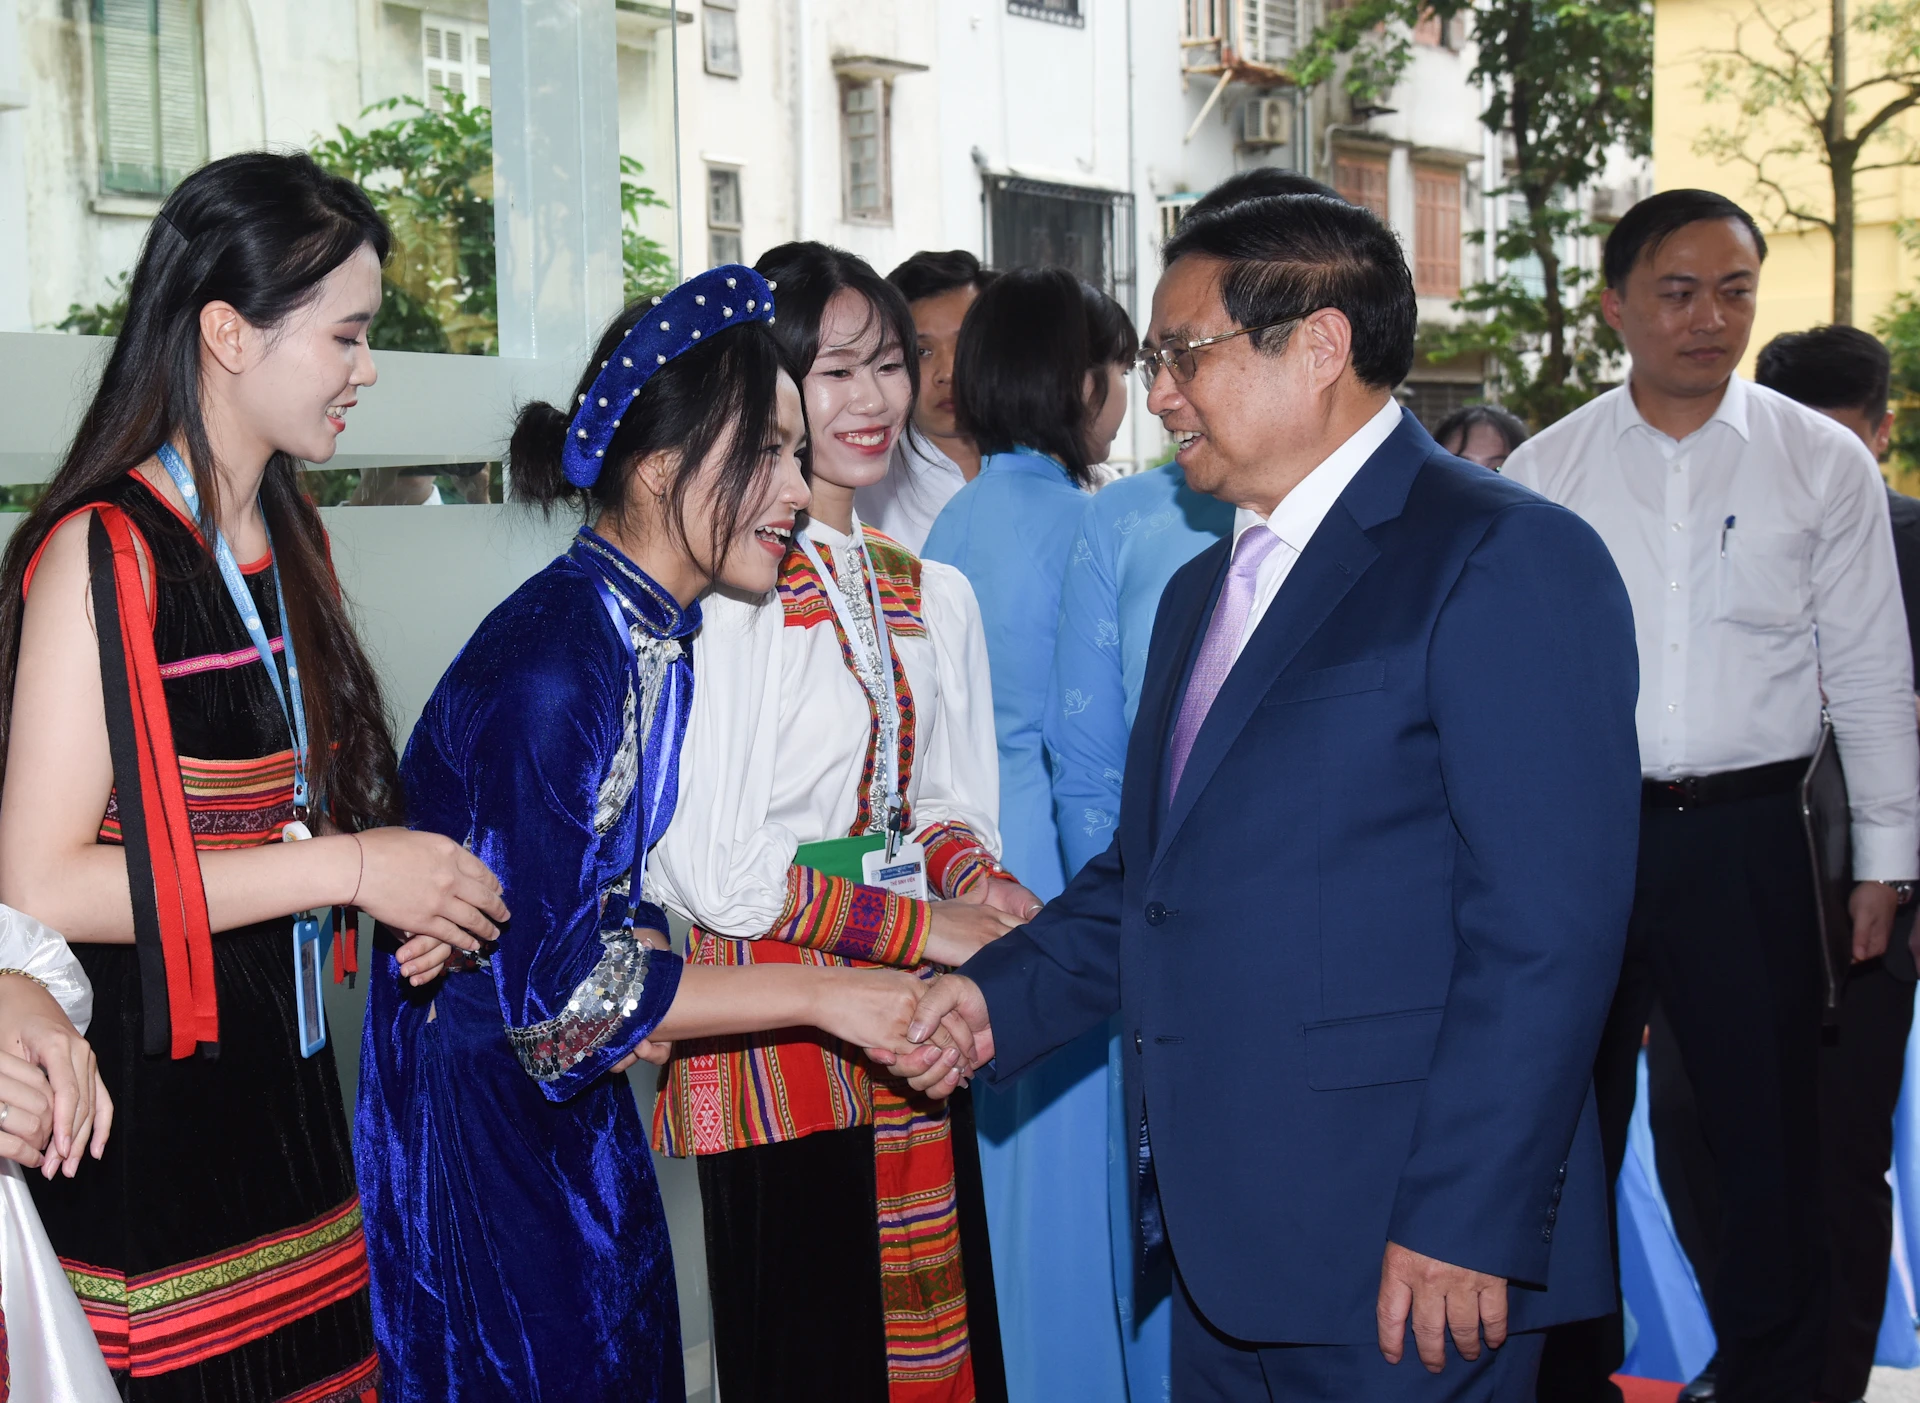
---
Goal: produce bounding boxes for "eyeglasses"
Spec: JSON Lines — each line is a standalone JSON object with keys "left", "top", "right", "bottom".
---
{"left": 1131, "top": 313, "right": 1321, "bottom": 393}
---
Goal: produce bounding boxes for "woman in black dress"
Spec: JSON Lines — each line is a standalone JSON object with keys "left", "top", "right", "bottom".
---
{"left": 0, "top": 153, "right": 506, "bottom": 1402}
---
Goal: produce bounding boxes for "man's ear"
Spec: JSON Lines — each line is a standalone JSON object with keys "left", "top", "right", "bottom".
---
{"left": 1600, "top": 286, "right": 1626, "bottom": 335}
{"left": 1873, "top": 410, "right": 1895, "bottom": 462}
{"left": 1297, "top": 308, "right": 1355, "bottom": 394}
{"left": 199, "top": 300, "right": 251, "bottom": 375}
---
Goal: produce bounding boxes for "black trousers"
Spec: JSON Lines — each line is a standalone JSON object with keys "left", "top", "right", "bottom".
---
{"left": 1538, "top": 791, "right": 1827, "bottom": 1403}
{"left": 1651, "top": 958, "right": 1916, "bottom": 1402}
{"left": 697, "top": 1093, "right": 1007, "bottom": 1403}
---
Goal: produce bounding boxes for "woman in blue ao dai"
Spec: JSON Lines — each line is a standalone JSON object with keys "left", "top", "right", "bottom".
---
{"left": 357, "top": 268, "right": 973, "bottom": 1403}
{"left": 922, "top": 267, "right": 1139, "bottom": 1403}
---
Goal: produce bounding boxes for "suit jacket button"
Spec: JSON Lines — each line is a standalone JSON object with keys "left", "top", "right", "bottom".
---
{"left": 1134, "top": 1032, "right": 1143, "bottom": 1053}
{"left": 1145, "top": 902, "right": 1167, "bottom": 926}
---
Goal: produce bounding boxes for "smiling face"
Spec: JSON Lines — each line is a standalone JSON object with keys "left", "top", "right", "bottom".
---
{"left": 214, "top": 242, "right": 383, "bottom": 465}
{"left": 907, "top": 284, "right": 977, "bottom": 441}
{"left": 804, "top": 286, "right": 915, "bottom": 493}
{"left": 704, "top": 372, "right": 812, "bottom": 596}
{"left": 1143, "top": 255, "right": 1315, "bottom": 506}
{"left": 1603, "top": 217, "right": 1761, "bottom": 405}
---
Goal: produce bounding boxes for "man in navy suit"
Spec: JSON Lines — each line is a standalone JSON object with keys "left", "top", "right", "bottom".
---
{"left": 886, "top": 194, "right": 1643, "bottom": 1398}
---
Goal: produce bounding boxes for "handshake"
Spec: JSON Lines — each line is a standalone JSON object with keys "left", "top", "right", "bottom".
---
{"left": 793, "top": 969, "right": 996, "bottom": 1099}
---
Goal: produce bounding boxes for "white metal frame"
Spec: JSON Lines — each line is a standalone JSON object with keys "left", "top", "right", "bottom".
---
{"left": 0, "top": 0, "right": 627, "bottom": 486}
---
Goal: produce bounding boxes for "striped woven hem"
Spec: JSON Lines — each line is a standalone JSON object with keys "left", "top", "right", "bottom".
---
{"left": 652, "top": 934, "right": 874, "bottom": 1157}
{"left": 64, "top": 1198, "right": 371, "bottom": 1377}
{"left": 98, "top": 749, "right": 298, "bottom": 850}
{"left": 874, "top": 1085, "right": 973, "bottom": 1401}
{"left": 280, "top": 1352, "right": 379, "bottom": 1403}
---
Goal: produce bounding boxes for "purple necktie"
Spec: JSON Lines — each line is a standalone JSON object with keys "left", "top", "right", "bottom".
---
{"left": 1167, "top": 527, "right": 1282, "bottom": 798}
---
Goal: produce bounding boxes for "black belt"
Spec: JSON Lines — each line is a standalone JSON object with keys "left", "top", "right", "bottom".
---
{"left": 1641, "top": 757, "right": 1809, "bottom": 810}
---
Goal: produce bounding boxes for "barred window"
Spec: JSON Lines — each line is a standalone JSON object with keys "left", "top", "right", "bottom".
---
{"left": 841, "top": 79, "right": 890, "bottom": 223}
{"left": 708, "top": 165, "right": 743, "bottom": 267}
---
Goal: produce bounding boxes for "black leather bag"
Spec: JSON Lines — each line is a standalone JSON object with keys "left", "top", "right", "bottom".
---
{"left": 1800, "top": 718, "right": 1854, "bottom": 1012}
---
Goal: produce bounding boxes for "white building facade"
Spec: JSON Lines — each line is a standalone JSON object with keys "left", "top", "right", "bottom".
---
{"left": 3, "top": 0, "right": 1511, "bottom": 472}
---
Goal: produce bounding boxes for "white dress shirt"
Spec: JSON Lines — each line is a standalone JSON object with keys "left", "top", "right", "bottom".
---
{"left": 1505, "top": 375, "right": 1918, "bottom": 881}
{"left": 855, "top": 431, "right": 969, "bottom": 554}
{"left": 1228, "top": 397, "right": 1403, "bottom": 663}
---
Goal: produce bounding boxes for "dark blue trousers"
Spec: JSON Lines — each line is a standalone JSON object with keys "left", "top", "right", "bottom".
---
{"left": 1173, "top": 1266, "right": 1546, "bottom": 1402}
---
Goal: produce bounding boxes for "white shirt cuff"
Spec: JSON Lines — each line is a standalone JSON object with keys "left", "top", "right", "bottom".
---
{"left": 1853, "top": 824, "right": 1920, "bottom": 884}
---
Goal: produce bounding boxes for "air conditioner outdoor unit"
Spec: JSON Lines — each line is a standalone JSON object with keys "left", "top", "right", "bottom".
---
{"left": 1242, "top": 97, "right": 1294, "bottom": 148}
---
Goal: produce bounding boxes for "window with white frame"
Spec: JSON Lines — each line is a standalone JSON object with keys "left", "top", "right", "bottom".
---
{"left": 92, "top": 0, "right": 209, "bottom": 197}
{"left": 841, "top": 79, "right": 889, "bottom": 223}
{"left": 708, "top": 165, "right": 743, "bottom": 267}
{"left": 703, "top": 0, "right": 741, "bottom": 78}
{"left": 424, "top": 15, "right": 491, "bottom": 111}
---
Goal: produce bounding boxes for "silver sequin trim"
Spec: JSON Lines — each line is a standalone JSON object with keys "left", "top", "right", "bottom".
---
{"left": 833, "top": 542, "right": 895, "bottom": 836}
{"left": 507, "top": 932, "right": 656, "bottom": 1081}
{"left": 591, "top": 607, "right": 677, "bottom": 834}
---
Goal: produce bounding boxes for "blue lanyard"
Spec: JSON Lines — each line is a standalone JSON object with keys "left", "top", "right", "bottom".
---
{"left": 155, "top": 445, "right": 310, "bottom": 816}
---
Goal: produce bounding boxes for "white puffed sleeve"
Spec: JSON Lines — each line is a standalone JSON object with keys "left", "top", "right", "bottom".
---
{"left": 645, "top": 591, "right": 801, "bottom": 938}
{"left": 0, "top": 906, "right": 92, "bottom": 1034}
{"left": 909, "top": 561, "right": 1003, "bottom": 856}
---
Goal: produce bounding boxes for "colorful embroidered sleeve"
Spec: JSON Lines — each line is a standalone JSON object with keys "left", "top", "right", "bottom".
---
{"left": 768, "top": 864, "right": 930, "bottom": 966}
{"left": 919, "top": 818, "right": 1013, "bottom": 900}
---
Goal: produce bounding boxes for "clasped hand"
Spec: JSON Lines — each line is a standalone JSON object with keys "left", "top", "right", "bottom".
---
{"left": 0, "top": 973, "right": 112, "bottom": 1178}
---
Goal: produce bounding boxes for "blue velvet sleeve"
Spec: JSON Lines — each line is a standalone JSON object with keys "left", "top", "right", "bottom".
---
{"left": 402, "top": 574, "right": 684, "bottom": 1102}
{"left": 1046, "top": 496, "right": 1129, "bottom": 877}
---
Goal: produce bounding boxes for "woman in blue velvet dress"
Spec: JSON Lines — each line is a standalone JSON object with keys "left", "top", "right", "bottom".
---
{"left": 356, "top": 267, "right": 972, "bottom": 1403}
{"left": 922, "top": 267, "right": 1138, "bottom": 1403}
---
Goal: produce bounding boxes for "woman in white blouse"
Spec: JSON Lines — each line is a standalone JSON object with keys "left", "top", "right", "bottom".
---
{"left": 0, "top": 904, "right": 117, "bottom": 1400}
{"left": 649, "top": 242, "right": 1036, "bottom": 1403}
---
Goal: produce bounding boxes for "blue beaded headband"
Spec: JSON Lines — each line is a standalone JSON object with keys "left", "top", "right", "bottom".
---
{"left": 563, "top": 263, "right": 779, "bottom": 487}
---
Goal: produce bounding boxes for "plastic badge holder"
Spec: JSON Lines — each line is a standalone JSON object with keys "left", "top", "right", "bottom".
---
{"left": 292, "top": 906, "right": 334, "bottom": 1058}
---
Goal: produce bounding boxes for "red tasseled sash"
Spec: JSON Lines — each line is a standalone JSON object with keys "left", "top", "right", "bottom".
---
{"left": 87, "top": 508, "right": 219, "bottom": 1058}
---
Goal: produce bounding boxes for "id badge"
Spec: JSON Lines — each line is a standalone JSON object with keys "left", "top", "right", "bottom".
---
{"left": 293, "top": 908, "right": 331, "bottom": 1058}
{"left": 862, "top": 840, "right": 928, "bottom": 900}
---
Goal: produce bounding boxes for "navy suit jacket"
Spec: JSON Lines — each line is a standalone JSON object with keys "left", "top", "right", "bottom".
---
{"left": 963, "top": 411, "right": 1642, "bottom": 1345}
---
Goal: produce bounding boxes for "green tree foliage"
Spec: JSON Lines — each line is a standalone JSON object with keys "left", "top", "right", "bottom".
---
{"left": 1692, "top": 0, "right": 1920, "bottom": 326}
{"left": 311, "top": 94, "right": 501, "bottom": 354}
{"left": 1291, "top": 0, "right": 1652, "bottom": 426}
{"left": 55, "top": 95, "right": 677, "bottom": 352}
{"left": 1876, "top": 280, "right": 1920, "bottom": 495}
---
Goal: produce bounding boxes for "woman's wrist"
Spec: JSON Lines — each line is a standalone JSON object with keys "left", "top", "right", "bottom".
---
{"left": 324, "top": 832, "right": 364, "bottom": 907}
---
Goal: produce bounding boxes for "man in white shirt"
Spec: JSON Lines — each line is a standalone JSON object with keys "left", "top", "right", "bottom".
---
{"left": 856, "top": 250, "right": 994, "bottom": 552}
{"left": 1506, "top": 190, "right": 1920, "bottom": 1403}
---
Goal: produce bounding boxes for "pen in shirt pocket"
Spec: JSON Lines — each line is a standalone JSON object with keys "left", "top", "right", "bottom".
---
{"left": 1720, "top": 515, "right": 1736, "bottom": 558}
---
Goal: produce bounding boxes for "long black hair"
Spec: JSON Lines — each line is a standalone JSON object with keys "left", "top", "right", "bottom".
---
{"left": 509, "top": 305, "right": 794, "bottom": 571}
{"left": 953, "top": 267, "right": 1137, "bottom": 487}
{"left": 0, "top": 151, "right": 403, "bottom": 831}
{"left": 753, "top": 242, "right": 921, "bottom": 404}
